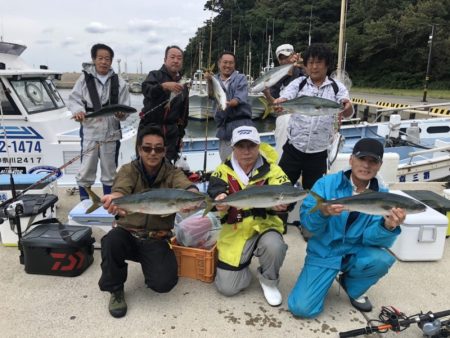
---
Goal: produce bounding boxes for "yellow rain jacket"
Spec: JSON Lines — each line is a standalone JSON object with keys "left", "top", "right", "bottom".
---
{"left": 207, "top": 143, "right": 290, "bottom": 268}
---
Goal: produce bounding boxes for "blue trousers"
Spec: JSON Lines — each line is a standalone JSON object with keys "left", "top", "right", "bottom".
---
{"left": 288, "top": 246, "right": 396, "bottom": 318}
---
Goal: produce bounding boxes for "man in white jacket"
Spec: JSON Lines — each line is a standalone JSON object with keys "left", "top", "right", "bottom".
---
{"left": 69, "top": 43, "right": 130, "bottom": 200}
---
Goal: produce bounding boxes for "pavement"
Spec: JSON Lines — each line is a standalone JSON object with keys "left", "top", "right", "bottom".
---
{"left": 0, "top": 184, "right": 449, "bottom": 338}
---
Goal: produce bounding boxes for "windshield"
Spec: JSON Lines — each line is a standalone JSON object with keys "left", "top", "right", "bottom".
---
{"left": 10, "top": 78, "right": 66, "bottom": 114}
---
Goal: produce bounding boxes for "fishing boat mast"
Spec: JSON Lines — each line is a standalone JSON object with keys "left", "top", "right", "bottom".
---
{"left": 336, "top": 0, "right": 347, "bottom": 81}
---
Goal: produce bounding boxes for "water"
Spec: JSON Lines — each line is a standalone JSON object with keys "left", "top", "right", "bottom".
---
{"left": 58, "top": 89, "right": 276, "bottom": 138}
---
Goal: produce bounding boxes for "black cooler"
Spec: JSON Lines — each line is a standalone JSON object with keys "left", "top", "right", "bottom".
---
{"left": 20, "top": 223, "right": 95, "bottom": 277}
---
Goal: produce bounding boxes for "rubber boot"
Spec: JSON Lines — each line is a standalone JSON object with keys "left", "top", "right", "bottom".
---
{"left": 103, "top": 184, "right": 112, "bottom": 195}
{"left": 79, "top": 186, "right": 89, "bottom": 201}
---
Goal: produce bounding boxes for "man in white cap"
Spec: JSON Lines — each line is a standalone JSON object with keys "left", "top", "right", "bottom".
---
{"left": 264, "top": 44, "right": 305, "bottom": 101}
{"left": 207, "top": 125, "right": 291, "bottom": 306}
{"left": 263, "top": 44, "right": 305, "bottom": 159}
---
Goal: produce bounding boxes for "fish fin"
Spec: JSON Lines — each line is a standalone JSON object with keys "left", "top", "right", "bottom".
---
{"left": 84, "top": 186, "right": 102, "bottom": 214}
{"left": 202, "top": 197, "right": 214, "bottom": 217}
{"left": 309, "top": 190, "right": 325, "bottom": 214}
{"left": 259, "top": 97, "right": 272, "bottom": 119}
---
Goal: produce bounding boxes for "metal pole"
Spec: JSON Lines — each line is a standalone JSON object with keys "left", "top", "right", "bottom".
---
{"left": 422, "top": 24, "right": 435, "bottom": 102}
{"left": 336, "top": 0, "right": 347, "bottom": 80}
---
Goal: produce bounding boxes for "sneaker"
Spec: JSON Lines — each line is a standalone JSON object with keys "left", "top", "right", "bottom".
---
{"left": 337, "top": 274, "right": 373, "bottom": 312}
{"left": 259, "top": 280, "right": 282, "bottom": 307}
{"left": 349, "top": 295, "right": 373, "bottom": 312}
{"left": 109, "top": 290, "right": 127, "bottom": 318}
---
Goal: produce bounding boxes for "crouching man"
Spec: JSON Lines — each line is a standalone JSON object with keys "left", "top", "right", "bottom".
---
{"left": 99, "top": 126, "right": 199, "bottom": 318}
{"left": 207, "top": 126, "right": 291, "bottom": 306}
{"left": 288, "top": 138, "right": 406, "bottom": 317}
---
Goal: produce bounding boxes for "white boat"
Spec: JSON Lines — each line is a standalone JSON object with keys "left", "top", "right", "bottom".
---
{"left": 336, "top": 115, "right": 450, "bottom": 182}
{"left": 0, "top": 41, "right": 137, "bottom": 187}
{"left": 181, "top": 114, "right": 450, "bottom": 183}
{"left": 128, "top": 81, "right": 142, "bottom": 94}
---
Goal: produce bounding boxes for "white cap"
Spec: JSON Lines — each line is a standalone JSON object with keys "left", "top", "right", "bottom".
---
{"left": 275, "top": 44, "right": 294, "bottom": 58}
{"left": 231, "top": 126, "right": 261, "bottom": 146}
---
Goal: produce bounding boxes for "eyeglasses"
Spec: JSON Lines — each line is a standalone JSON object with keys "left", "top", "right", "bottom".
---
{"left": 140, "top": 145, "right": 165, "bottom": 154}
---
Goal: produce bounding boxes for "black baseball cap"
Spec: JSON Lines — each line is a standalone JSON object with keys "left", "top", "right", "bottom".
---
{"left": 352, "top": 138, "right": 384, "bottom": 162}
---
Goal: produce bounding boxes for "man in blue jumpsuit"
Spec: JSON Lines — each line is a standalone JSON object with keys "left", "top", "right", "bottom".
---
{"left": 288, "top": 138, "right": 406, "bottom": 317}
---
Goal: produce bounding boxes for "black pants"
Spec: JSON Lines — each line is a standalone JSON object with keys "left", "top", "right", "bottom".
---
{"left": 98, "top": 227, "right": 178, "bottom": 293}
{"left": 278, "top": 142, "right": 328, "bottom": 189}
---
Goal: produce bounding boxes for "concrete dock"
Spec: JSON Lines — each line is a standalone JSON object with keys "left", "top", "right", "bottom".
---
{"left": 0, "top": 185, "right": 449, "bottom": 337}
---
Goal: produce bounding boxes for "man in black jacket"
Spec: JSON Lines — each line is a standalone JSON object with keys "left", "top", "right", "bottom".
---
{"left": 139, "top": 46, "right": 189, "bottom": 162}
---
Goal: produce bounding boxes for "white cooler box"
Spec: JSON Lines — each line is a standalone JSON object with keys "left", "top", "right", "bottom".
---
{"left": 68, "top": 200, "right": 115, "bottom": 248}
{"left": 389, "top": 190, "right": 448, "bottom": 261}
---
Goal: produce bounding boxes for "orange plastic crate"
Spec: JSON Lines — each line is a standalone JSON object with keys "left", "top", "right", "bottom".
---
{"left": 170, "top": 238, "right": 217, "bottom": 283}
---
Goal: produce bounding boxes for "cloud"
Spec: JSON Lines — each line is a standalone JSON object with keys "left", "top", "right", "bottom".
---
{"left": 61, "top": 37, "right": 77, "bottom": 47}
{"left": 35, "top": 39, "right": 53, "bottom": 45}
{"left": 42, "top": 27, "right": 55, "bottom": 34}
{"left": 128, "top": 19, "right": 159, "bottom": 32}
{"left": 146, "top": 32, "right": 161, "bottom": 44}
{"left": 85, "top": 22, "right": 111, "bottom": 34}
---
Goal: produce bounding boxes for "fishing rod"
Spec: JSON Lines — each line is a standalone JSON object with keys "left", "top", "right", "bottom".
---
{"left": 0, "top": 142, "right": 100, "bottom": 209}
{"left": 202, "top": 8, "right": 215, "bottom": 177}
{"left": 339, "top": 306, "right": 450, "bottom": 337}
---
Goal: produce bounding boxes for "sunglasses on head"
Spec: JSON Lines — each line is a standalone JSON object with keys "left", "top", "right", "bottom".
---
{"left": 140, "top": 145, "right": 165, "bottom": 154}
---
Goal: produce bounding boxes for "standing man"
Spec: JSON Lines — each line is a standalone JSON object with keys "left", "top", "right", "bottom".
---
{"left": 69, "top": 43, "right": 130, "bottom": 201}
{"left": 207, "top": 126, "right": 290, "bottom": 306}
{"left": 263, "top": 44, "right": 304, "bottom": 103}
{"left": 288, "top": 138, "right": 406, "bottom": 318}
{"left": 99, "top": 126, "right": 199, "bottom": 318}
{"left": 139, "top": 45, "right": 189, "bottom": 163}
{"left": 210, "top": 51, "right": 254, "bottom": 162}
{"left": 274, "top": 43, "right": 353, "bottom": 190}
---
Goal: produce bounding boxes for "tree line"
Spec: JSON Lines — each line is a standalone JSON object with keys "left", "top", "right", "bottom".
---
{"left": 183, "top": 0, "right": 450, "bottom": 89}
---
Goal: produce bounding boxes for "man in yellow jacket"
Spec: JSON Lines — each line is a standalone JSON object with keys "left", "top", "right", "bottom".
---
{"left": 207, "top": 126, "right": 291, "bottom": 306}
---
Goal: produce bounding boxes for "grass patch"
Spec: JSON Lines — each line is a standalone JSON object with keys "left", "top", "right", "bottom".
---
{"left": 352, "top": 87, "right": 450, "bottom": 100}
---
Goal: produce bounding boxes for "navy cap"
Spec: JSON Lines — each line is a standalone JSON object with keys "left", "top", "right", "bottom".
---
{"left": 352, "top": 138, "right": 384, "bottom": 162}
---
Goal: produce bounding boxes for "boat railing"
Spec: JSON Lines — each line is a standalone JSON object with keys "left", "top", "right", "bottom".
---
{"left": 407, "top": 144, "right": 450, "bottom": 164}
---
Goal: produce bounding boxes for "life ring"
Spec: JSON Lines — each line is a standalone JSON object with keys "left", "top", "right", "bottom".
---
{"left": 25, "top": 83, "right": 44, "bottom": 104}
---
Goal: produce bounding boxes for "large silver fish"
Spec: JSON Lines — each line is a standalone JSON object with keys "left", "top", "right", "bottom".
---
{"left": 84, "top": 104, "right": 137, "bottom": 118}
{"left": 249, "top": 64, "right": 294, "bottom": 93}
{"left": 207, "top": 75, "right": 227, "bottom": 111}
{"left": 309, "top": 190, "right": 426, "bottom": 216}
{"left": 85, "top": 187, "right": 211, "bottom": 215}
{"left": 260, "top": 95, "right": 343, "bottom": 119}
{"left": 214, "top": 185, "right": 308, "bottom": 210}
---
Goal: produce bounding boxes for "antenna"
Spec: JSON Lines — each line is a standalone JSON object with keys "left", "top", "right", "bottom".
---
{"left": 308, "top": 3, "right": 313, "bottom": 46}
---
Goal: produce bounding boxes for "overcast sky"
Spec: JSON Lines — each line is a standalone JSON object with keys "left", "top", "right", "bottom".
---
{"left": 1, "top": 0, "right": 212, "bottom": 73}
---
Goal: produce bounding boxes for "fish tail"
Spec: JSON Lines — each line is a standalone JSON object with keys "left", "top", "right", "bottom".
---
{"left": 309, "top": 190, "right": 325, "bottom": 214}
{"left": 259, "top": 97, "right": 272, "bottom": 119}
{"left": 202, "top": 197, "right": 214, "bottom": 217}
{"left": 84, "top": 186, "right": 102, "bottom": 214}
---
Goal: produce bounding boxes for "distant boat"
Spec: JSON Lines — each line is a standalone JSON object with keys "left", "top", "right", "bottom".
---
{"left": 129, "top": 81, "right": 142, "bottom": 94}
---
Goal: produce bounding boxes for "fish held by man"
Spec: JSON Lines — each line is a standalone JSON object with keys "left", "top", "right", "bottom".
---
{"left": 309, "top": 190, "right": 427, "bottom": 216}
{"left": 249, "top": 63, "right": 294, "bottom": 94}
{"left": 260, "top": 95, "right": 343, "bottom": 119}
{"left": 206, "top": 73, "right": 227, "bottom": 111}
{"left": 84, "top": 104, "right": 137, "bottom": 118}
{"left": 214, "top": 185, "right": 308, "bottom": 210}
{"left": 84, "top": 187, "right": 212, "bottom": 215}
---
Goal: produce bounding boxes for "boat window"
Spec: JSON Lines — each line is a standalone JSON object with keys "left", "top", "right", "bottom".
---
{"left": 10, "top": 78, "right": 64, "bottom": 114}
{"left": 426, "top": 126, "right": 450, "bottom": 134}
{"left": 0, "top": 82, "right": 21, "bottom": 115}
